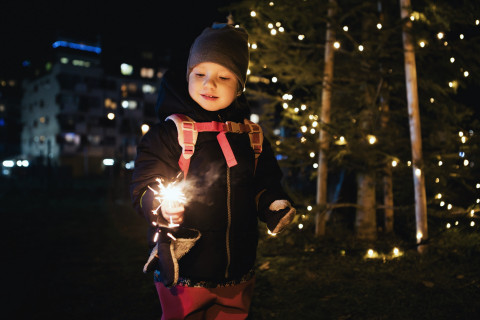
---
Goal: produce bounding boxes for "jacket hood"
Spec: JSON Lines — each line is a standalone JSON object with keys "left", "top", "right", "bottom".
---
{"left": 155, "top": 68, "right": 251, "bottom": 123}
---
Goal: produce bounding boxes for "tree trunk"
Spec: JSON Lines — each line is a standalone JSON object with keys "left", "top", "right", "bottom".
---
{"left": 315, "top": 0, "right": 337, "bottom": 237}
{"left": 378, "top": 0, "right": 394, "bottom": 234}
{"left": 399, "top": 0, "right": 428, "bottom": 253}
{"left": 383, "top": 164, "right": 394, "bottom": 233}
{"left": 380, "top": 91, "right": 394, "bottom": 233}
{"left": 355, "top": 171, "right": 377, "bottom": 240}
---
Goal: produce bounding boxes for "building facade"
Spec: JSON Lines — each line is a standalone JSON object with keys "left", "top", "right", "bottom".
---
{"left": 20, "top": 38, "right": 163, "bottom": 176}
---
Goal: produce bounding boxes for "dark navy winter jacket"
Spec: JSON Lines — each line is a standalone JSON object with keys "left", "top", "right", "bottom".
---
{"left": 130, "top": 69, "right": 289, "bottom": 286}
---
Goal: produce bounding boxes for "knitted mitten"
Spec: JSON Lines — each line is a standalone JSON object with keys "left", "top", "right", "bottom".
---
{"left": 143, "top": 227, "right": 201, "bottom": 287}
{"left": 265, "top": 200, "right": 296, "bottom": 234}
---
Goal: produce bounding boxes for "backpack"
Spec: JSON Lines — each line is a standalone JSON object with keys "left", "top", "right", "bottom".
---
{"left": 166, "top": 114, "right": 263, "bottom": 178}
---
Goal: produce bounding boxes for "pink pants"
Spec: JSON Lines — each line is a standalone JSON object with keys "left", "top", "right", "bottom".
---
{"left": 155, "top": 278, "right": 255, "bottom": 320}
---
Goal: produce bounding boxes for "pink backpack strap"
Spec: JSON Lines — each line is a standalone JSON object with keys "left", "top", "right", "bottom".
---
{"left": 165, "top": 114, "right": 198, "bottom": 179}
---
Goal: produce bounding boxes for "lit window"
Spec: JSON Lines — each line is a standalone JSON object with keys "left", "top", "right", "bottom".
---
{"left": 121, "top": 100, "right": 138, "bottom": 110}
{"left": 121, "top": 63, "right": 133, "bottom": 76}
{"left": 142, "top": 84, "right": 156, "bottom": 94}
{"left": 140, "top": 68, "right": 154, "bottom": 78}
{"left": 72, "top": 60, "right": 91, "bottom": 67}
{"left": 64, "top": 132, "right": 81, "bottom": 145}
{"left": 104, "top": 98, "right": 117, "bottom": 110}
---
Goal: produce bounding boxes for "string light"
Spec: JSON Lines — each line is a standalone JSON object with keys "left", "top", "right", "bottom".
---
{"left": 336, "top": 136, "right": 346, "bottom": 145}
{"left": 416, "top": 232, "right": 423, "bottom": 242}
{"left": 367, "top": 135, "right": 376, "bottom": 144}
{"left": 247, "top": 3, "right": 478, "bottom": 236}
{"left": 415, "top": 168, "right": 421, "bottom": 177}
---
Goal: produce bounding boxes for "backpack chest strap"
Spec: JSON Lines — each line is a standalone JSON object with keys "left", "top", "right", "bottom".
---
{"left": 166, "top": 114, "right": 263, "bottom": 178}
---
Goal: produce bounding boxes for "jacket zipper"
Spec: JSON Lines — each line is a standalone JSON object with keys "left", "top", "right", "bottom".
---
{"left": 225, "top": 166, "right": 232, "bottom": 278}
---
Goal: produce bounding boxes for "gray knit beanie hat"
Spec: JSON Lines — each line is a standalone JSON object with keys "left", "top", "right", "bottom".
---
{"left": 187, "top": 23, "right": 249, "bottom": 90}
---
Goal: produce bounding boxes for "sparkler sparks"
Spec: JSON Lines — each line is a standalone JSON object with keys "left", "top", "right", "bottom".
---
{"left": 148, "top": 176, "right": 186, "bottom": 229}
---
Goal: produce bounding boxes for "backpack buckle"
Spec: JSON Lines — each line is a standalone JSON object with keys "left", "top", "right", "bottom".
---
{"left": 226, "top": 121, "right": 242, "bottom": 133}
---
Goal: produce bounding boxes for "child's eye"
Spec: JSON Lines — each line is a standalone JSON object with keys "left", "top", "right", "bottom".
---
{"left": 219, "top": 76, "right": 230, "bottom": 80}
{"left": 195, "top": 73, "right": 205, "bottom": 77}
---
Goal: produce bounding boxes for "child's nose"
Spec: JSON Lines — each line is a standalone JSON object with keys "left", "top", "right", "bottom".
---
{"left": 203, "top": 76, "right": 216, "bottom": 88}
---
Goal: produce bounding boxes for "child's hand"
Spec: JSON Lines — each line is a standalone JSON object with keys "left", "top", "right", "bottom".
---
{"left": 266, "top": 200, "right": 296, "bottom": 234}
{"left": 161, "top": 205, "right": 185, "bottom": 225}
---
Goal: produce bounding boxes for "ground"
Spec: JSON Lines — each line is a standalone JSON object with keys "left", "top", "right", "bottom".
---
{"left": 2, "top": 173, "right": 479, "bottom": 319}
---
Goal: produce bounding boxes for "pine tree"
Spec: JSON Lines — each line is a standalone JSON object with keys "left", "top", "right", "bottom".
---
{"left": 225, "top": 0, "right": 480, "bottom": 242}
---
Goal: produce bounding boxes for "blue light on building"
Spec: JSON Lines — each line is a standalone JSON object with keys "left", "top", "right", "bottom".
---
{"left": 52, "top": 41, "right": 102, "bottom": 54}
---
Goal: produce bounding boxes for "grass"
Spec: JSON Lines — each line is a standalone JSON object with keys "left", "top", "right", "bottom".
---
{"left": 2, "top": 174, "right": 479, "bottom": 319}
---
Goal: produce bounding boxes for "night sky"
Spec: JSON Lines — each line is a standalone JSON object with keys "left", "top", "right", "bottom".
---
{"left": 0, "top": 0, "right": 238, "bottom": 76}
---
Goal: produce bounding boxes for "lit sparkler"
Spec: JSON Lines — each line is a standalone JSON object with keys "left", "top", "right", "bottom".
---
{"left": 148, "top": 175, "right": 186, "bottom": 229}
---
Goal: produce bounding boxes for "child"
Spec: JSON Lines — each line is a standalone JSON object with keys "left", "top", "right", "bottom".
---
{"left": 130, "top": 23, "right": 295, "bottom": 320}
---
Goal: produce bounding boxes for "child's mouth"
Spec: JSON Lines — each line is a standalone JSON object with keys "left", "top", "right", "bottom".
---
{"left": 201, "top": 94, "right": 218, "bottom": 101}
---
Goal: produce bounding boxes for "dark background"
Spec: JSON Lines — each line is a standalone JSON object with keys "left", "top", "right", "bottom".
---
{"left": 0, "top": 0, "right": 238, "bottom": 76}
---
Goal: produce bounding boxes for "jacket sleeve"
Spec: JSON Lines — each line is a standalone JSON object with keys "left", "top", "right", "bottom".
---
{"left": 130, "top": 121, "right": 182, "bottom": 227}
{"left": 253, "top": 136, "right": 292, "bottom": 221}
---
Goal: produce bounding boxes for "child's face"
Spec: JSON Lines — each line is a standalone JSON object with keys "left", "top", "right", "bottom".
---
{"left": 188, "top": 62, "right": 239, "bottom": 112}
